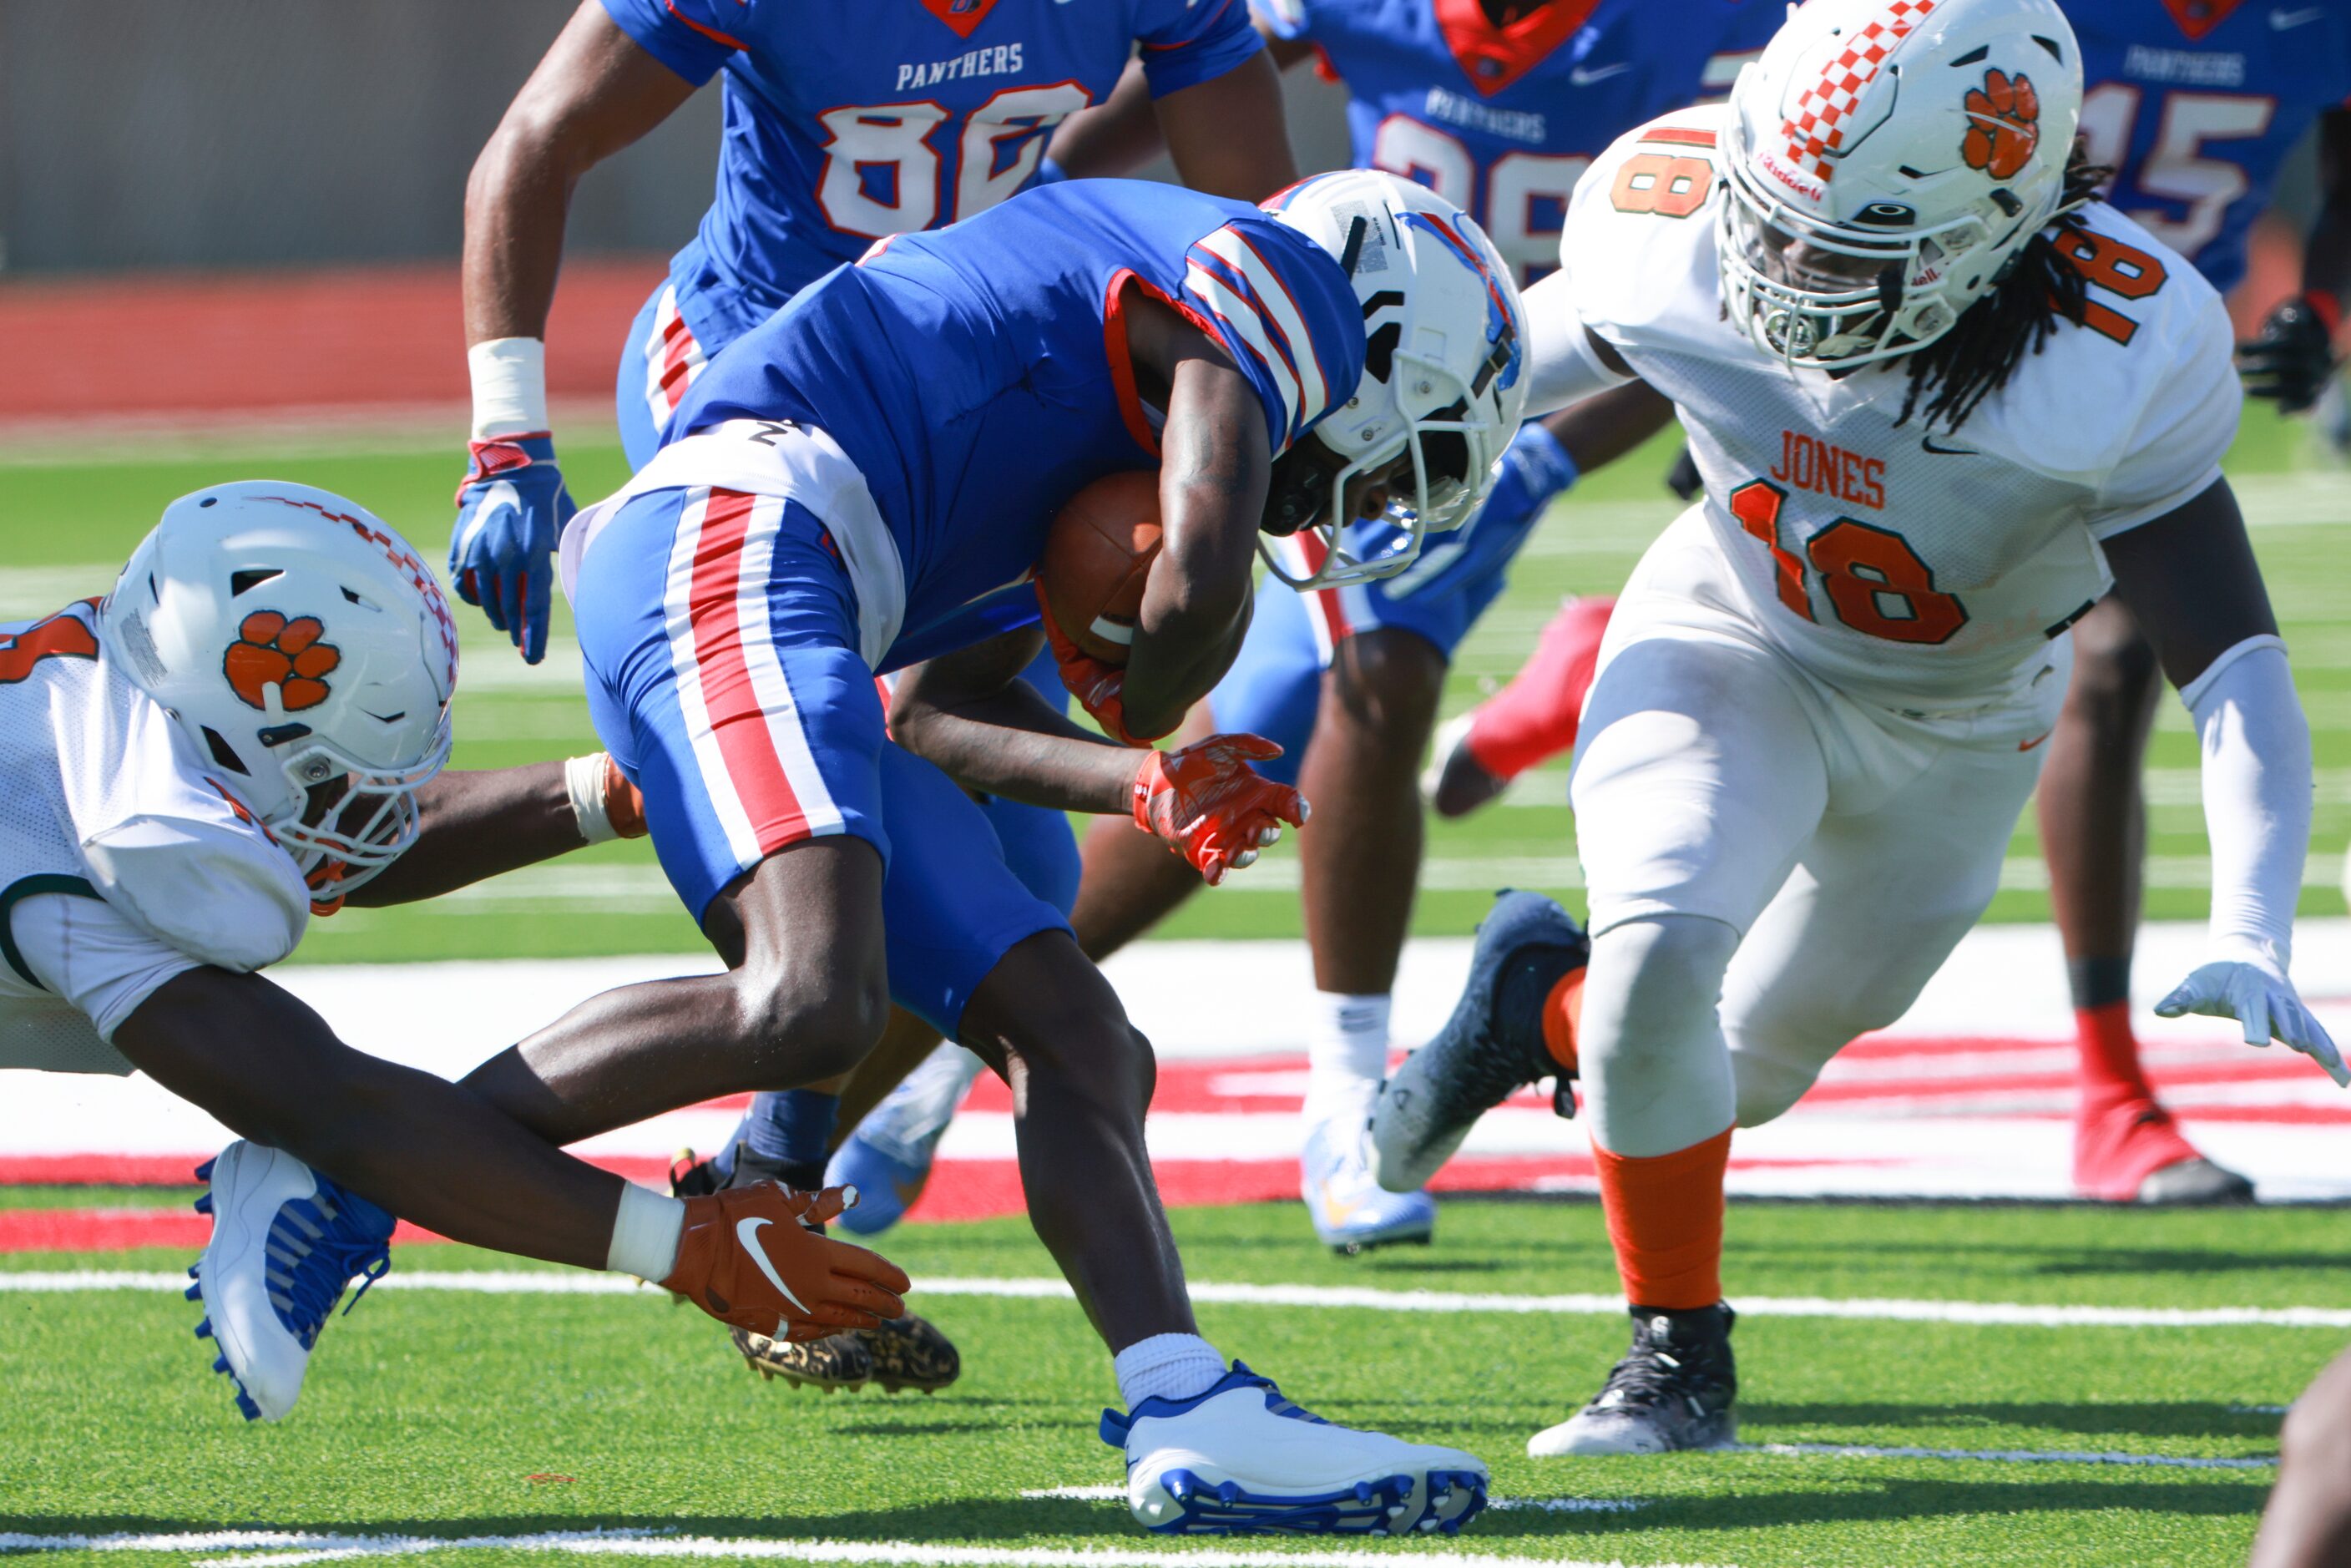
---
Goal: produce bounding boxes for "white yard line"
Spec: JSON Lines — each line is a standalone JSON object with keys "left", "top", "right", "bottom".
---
{"left": 1737, "top": 1442, "right": 2274, "bottom": 1471}
{"left": 1018, "top": 1490, "right": 1641, "bottom": 1515}
{"left": 7, "top": 1269, "right": 2350, "bottom": 1330}
{"left": 139, "top": 1536, "right": 1728, "bottom": 1568}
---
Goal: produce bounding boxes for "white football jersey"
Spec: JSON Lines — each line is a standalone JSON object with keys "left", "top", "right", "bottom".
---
{"left": 1552, "top": 105, "right": 2238, "bottom": 710}
{"left": 0, "top": 599, "right": 311, "bottom": 1075}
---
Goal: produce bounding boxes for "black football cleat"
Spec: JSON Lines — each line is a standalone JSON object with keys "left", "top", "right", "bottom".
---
{"left": 1527, "top": 1303, "right": 1737, "bottom": 1456}
{"left": 1369, "top": 891, "right": 1586, "bottom": 1193}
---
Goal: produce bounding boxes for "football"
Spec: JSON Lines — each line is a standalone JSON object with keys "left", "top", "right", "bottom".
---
{"left": 1038, "top": 468, "right": 1163, "bottom": 665}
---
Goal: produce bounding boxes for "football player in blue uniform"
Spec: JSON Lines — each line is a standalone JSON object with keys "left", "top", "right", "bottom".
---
{"left": 453, "top": 0, "right": 1302, "bottom": 1388}
{"left": 1433, "top": 0, "right": 2351, "bottom": 1206}
{"left": 986, "top": 0, "right": 1775, "bottom": 1253}
{"left": 449, "top": 169, "right": 1529, "bottom": 1532}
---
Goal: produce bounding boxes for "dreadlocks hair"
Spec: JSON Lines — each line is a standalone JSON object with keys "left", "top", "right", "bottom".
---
{"left": 1891, "top": 139, "right": 2114, "bottom": 434}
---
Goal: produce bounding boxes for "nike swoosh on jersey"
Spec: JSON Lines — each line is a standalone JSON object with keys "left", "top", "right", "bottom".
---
{"left": 2017, "top": 729, "right": 2052, "bottom": 752}
{"left": 2273, "top": 7, "right": 2326, "bottom": 28}
{"left": 736, "top": 1216, "right": 814, "bottom": 1316}
{"left": 1921, "top": 436, "right": 1979, "bottom": 456}
{"left": 1570, "top": 63, "right": 1632, "bottom": 85}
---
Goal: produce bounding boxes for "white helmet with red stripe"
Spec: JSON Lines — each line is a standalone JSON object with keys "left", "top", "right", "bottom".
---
{"left": 1719, "top": 0, "right": 2083, "bottom": 367}
{"left": 1262, "top": 169, "right": 1529, "bottom": 589}
{"left": 98, "top": 482, "right": 459, "bottom": 896}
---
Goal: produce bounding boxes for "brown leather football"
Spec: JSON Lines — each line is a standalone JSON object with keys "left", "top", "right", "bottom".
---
{"left": 1039, "top": 469, "right": 1164, "bottom": 665}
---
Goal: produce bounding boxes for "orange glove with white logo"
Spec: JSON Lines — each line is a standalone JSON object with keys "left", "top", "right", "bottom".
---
{"left": 1037, "top": 584, "right": 1170, "bottom": 746}
{"left": 660, "top": 1182, "right": 911, "bottom": 1343}
{"left": 1135, "top": 733, "right": 1309, "bottom": 886}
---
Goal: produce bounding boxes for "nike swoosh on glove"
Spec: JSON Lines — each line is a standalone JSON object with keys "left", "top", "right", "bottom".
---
{"left": 1036, "top": 584, "right": 1172, "bottom": 746}
{"left": 661, "top": 1182, "right": 912, "bottom": 1342}
{"left": 2235, "top": 296, "right": 2341, "bottom": 415}
{"left": 1135, "top": 732, "right": 1310, "bottom": 886}
{"left": 2156, "top": 955, "right": 2348, "bottom": 1087}
{"left": 451, "top": 434, "right": 576, "bottom": 664}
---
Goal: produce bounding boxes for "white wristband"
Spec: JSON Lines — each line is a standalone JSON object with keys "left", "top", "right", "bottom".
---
{"left": 468, "top": 336, "right": 549, "bottom": 441}
{"left": 605, "top": 1181, "right": 685, "bottom": 1282}
{"left": 566, "top": 752, "right": 619, "bottom": 844}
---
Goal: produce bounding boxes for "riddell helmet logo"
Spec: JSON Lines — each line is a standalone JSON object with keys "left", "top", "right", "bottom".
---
{"left": 225, "top": 611, "right": 340, "bottom": 711}
{"left": 1962, "top": 68, "right": 2040, "bottom": 178}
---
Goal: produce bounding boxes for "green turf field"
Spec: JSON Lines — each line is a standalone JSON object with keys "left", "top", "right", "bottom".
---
{"left": 3, "top": 407, "right": 2343, "bottom": 962}
{"left": 1, "top": 1194, "right": 2341, "bottom": 1566}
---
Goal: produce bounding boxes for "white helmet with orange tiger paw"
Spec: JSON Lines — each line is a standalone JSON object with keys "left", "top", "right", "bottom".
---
{"left": 98, "top": 482, "right": 458, "bottom": 895}
{"left": 1719, "top": 0, "right": 2084, "bottom": 368}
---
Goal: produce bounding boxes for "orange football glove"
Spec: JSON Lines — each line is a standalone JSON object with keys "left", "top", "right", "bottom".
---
{"left": 660, "top": 1181, "right": 911, "bottom": 1343}
{"left": 1036, "top": 584, "right": 1170, "bottom": 746}
{"left": 1135, "top": 733, "right": 1309, "bottom": 886}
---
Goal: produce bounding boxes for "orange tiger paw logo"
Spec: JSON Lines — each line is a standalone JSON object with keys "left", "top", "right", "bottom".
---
{"left": 224, "top": 611, "right": 340, "bottom": 712}
{"left": 1961, "top": 69, "right": 2039, "bottom": 180}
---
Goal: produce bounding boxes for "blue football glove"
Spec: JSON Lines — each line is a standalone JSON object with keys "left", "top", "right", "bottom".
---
{"left": 1479, "top": 422, "right": 1580, "bottom": 532}
{"left": 451, "top": 434, "right": 575, "bottom": 664}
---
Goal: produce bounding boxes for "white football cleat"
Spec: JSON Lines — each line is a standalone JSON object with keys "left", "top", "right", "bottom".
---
{"left": 188, "top": 1141, "right": 392, "bottom": 1422}
{"left": 1101, "top": 1363, "right": 1488, "bottom": 1535}
{"left": 1300, "top": 1121, "right": 1436, "bottom": 1255}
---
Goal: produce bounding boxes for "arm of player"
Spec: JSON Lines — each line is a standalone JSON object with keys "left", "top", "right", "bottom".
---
{"left": 2104, "top": 478, "right": 2344, "bottom": 1086}
{"left": 1049, "top": 23, "right": 1309, "bottom": 196}
{"left": 1518, "top": 273, "right": 1649, "bottom": 420}
{"left": 2236, "top": 109, "right": 2350, "bottom": 413}
{"left": 338, "top": 756, "right": 646, "bottom": 908}
{"left": 455, "top": 3, "right": 699, "bottom": 662}
{"left": 1114, "top": 296, "right": 1274, "bottom": 742}
{"left": 890, "top": 630, "right": 1306, "bottom": 883}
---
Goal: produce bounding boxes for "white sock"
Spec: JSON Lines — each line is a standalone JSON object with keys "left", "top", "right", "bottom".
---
{"left": 1114, "top": 1333, "right": 1226, "bottom": 1409}
{"left": 605, "top": 1181, "right": 686, "bottom": 1282}
{"left": 1301, "top": 990, "right": 1391, "bottom": 1130}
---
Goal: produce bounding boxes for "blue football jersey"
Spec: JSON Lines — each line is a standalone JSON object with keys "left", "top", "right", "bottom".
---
{"left": 670, "top": 180, "right": 1366, "bottom": 669}
{"left": 601, "top": 0, "right": 1264, "bottom": 347}
{"left": 2071, "top": 0, "right": 2351, "bottom": 295}
{"left": 1252, "top": 0, "right": 1777, "bottom": 282}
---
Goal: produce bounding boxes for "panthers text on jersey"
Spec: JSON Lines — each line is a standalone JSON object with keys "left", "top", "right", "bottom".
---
{"left": 0, "top": 599, "right": 313, "bottom": 1077}
{"left": 2070, "top": 0, "right": 2351, "bottom": 295}
{"left": 1547, "top": 106, "right": 2240, "bottom": 710}
{"left": 594, "top": 180, "right": 1365, "bottom": 673}
{"left": 603, "top": 0, "right": 1264, "bottom": 353}
{"left": 1251, "top": 0, "right": 1777, "bottom": 281}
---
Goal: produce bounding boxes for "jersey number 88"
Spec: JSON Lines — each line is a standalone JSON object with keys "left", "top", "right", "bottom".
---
{"left": 817, "top": 84, "right": 1092, "bottom": 239}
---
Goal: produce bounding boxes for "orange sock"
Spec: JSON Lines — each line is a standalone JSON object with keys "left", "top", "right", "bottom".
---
{"left": 1542, "top": 969, "right": 1584, "bottom": 1074}
{"left": 1592, "top": 1127, "right": 1732, "bottom": 1310}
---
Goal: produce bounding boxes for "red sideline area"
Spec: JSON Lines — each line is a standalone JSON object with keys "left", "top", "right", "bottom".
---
{"left": 0, "top": 258, "right": 665, "bottom": 426}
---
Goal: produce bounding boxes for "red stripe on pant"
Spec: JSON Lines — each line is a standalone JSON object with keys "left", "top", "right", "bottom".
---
{"left": 1292, "top": 531, "right": 1352, "bottom": 645}
{"left": 659, "top": 307, "right": 700, "bottom": 412}
{"left": 688, "top": 488, "right": 810, "bottom": 852}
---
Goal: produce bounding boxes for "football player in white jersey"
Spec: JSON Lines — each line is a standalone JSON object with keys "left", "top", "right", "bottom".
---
{"left": 1368, "top": 0, "right": 2345, "bottom": 1456}
{"left": 0, "top": 482, "right": 905, "bottom": 1424}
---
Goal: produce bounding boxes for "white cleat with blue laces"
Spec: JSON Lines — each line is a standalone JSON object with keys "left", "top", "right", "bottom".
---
{"left": 186, "top": 1141, "right": 392, "bottom": 1423}
{"left": 1300, "top": 1122, "right": 1435, "bottom": 1255}
{"left": 1101, "top": 1363, "right": 1488, "bottom": 1535}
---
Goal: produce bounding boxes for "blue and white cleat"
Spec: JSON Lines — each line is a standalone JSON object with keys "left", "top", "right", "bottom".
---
{"left": 188, "top": 1141, "right": 392, "bottom": 1423}
{"left": 825, "top": 1043, "right": 987, "bottom": 1237}
{"left": 1300, "top": 1122, "right": 1435, "bottom": 1255}
{"left": 1370, "top": 891, "right": 1586, "bottom": 1195}
{"left": 1101, "top": 1363, "right": 1488, "bottom": 1535}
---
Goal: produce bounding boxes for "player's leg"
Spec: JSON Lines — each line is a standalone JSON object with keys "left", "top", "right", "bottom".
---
{"left": 1524, "top": 623, "right": 1833, "bottom": 1459}
{"left": 2036, "top": 598, "right": 2248, "bottom": 1202}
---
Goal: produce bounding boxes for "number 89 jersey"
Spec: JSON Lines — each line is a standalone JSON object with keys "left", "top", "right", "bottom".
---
{"left": 1253, "top": 0, "right": 1776, "bottom": 284}
{"left": 1554, "top": 108, "right": 2242, "bottom": 710}
{"left": 603, "top": 0, "right": 1263, "bottom": 348}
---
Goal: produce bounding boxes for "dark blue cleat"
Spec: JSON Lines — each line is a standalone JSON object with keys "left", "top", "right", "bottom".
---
{"left": 1369, "top": 890, "right": 1586, "bottom": 1193}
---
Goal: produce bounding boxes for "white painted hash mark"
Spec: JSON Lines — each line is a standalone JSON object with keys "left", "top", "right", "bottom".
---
{"left": 1740, "top": 1442, "right": 2275, "bottom": 1470}
{"left": 6, "top": 1270, "right": 2350, "bottom": 1331}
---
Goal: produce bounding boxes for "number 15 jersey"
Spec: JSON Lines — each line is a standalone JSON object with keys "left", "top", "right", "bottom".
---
{"left": 1546, "top": 107, "right": 2241, "bottom": 711}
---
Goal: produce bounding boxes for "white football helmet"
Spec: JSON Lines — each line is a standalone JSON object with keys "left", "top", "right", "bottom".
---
{"left": 98, "top": 482, "right": 459, "bottom": 895}
{"left": 1718, "top": 0, "right": 2083, "bottom": 368}
{"left": 1263, "top": 169, "right": 1529, "bottom": 589}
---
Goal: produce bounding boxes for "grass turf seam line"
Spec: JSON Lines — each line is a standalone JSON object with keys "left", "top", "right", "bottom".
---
{"left": 182, "top": 1539, "right": 1716, "bottom": 1568}
{"left": 1734, "top": 1443, "right": 2276, "bottom": 1470}
{"left": 6, "top": 1269, "right": 2351, "bottom": 1328}
{"left": 1018, "top": 1489, "right": 1646, "bottom": 1513}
